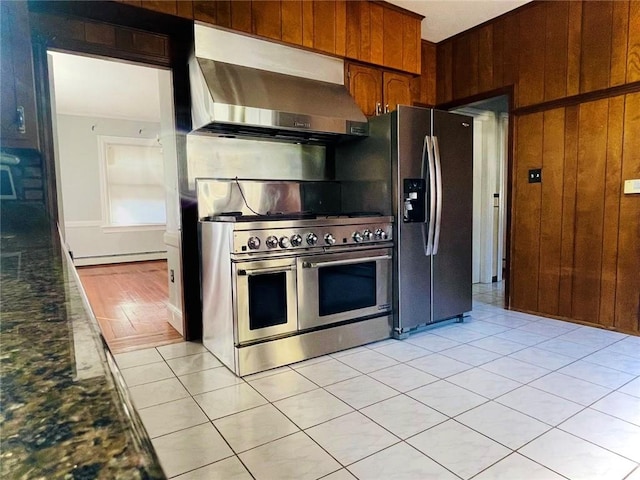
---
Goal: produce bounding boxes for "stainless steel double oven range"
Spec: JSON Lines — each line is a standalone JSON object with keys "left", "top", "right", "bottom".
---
{"left": 199, "top": 208, "right": 393, "bottom": 376}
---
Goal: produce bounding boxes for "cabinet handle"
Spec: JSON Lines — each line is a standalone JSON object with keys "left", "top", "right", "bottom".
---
{"left": 375, "top": 102, "right": 381, "bottom": 116}
{"left": 17, "top": 106, "right": 26, "bottom": 134}
{"left": 385, "top": 104, "right": 389, "bottom": 113}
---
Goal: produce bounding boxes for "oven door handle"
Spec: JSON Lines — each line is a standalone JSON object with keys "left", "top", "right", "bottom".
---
{"left": 237, "top": 266, "right": 295, "bottom": 276}
{"left": 302, "top": 255, "right": 392, "bottom": 269}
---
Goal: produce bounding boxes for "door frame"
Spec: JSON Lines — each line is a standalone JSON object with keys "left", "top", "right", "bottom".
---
{"left": 29, "top": 3, "right": 202, "bottom": 338}
{"left": 437, "top": 86, "right": 515, "bottom": 308}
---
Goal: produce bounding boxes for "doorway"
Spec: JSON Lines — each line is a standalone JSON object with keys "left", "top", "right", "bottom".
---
{"left": 47, "top": 51, "right": 184, "bottom": 352}
{"left": 452, "top": 96, "right": 509, "bottom": 300}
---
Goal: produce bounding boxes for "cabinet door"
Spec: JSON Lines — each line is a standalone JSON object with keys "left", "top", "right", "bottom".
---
{"left": 383, "top": 71, "right": 412, "bottom": 113}
{"left": 347, "top": 62, "right": 383, "bottom": 117}
{"left": 0, "top": 1, "right": 38, "bottom": 149}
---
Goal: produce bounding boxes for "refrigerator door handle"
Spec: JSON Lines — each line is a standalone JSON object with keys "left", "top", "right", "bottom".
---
{"left": 432, "top": 136, "right": 443, "bottom": 255}
{"left": 424, "top": 135, "right": 437, "bottom": 256}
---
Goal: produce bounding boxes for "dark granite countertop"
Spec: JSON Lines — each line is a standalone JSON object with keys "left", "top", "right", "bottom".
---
{"left": 0, "top": 203, "right": 165, "bottom": 479}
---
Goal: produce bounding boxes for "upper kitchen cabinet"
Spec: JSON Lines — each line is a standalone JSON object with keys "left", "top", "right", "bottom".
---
{"left": 0, "top": 1, "right": 39, "bottom": 150}
{"left": 129, "top": 0, "right": 422, "bottom": 75}
{"left": 346, "top": 62, "right": 412, "bottom": 116}
{"left": 346, "top": 1, "right": 422, "bottom": 74}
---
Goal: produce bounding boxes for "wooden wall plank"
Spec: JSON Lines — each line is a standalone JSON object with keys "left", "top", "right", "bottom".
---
{"left": 423, "top": 41, "right": 436, "bottom": 105}
{"left": 538, "top": 108, "right": 565, "bottom": 315}
{"left": 615, "top": 91, "right": 640, "bottom": 332}
{"left": 610, "top": 1, "right": 630, "bottom": 87}
{"left": 313, "top": 0, "right": 336, "bottom": 54}
{"left": 544, "top": 1, "right": 569, "bottom": 102}
{"left": 383, "top": 7, "right": 403, "bottom": 70}
{"left": 452, "top": 34, "right": 471, "bottom": 99}
{"left": 572, "top": 99, "right": 608, "bottom": 323}
{"left": 281, "top": 0, "right": 302, "bottom": 45}
{"left": 141, "top": 1, "right": 177, "bottom": 16}
{"left": 566, "top": 0, "right": 582, "bottom": 96}
{"left": 193, "top": 1, "right": 216, "bottom": 24}
{"left": 627, "top": 0, "right": 640, "bottom": 83}
{"left": 517, "top": 3, "right": 545, "bottom": 107}
{"left": 176, "top": 1, "right": 193, "bottom": 19}
{"left": 580, "top": 1, "right": 613, "bottom": 93}
{"left": 436, "top": 41, "right": 453, "bottom": 104}
{"left": 599, "top": 95, "right": 624, "bottom": 327}
{"left": 502, "top": 13, "right": 519, "bottom": 88}
{"left": 335, "top": 0, "right": 346, "bottom": 57}
{"left": 215, "top": 0, "right": 231, "bottom": 28}
{"left": 492, "top": 19, "right": 504, "bottom": 89}
{"left": 302, "top": 0, "right": 314, "bottom": 48}
{"left": 252, "top": 1, "right": 281, "bottom": 41}
{"left": 401, "top": 14, "right": 419, "bottom": 74}
{"left": 369, "top": 2, "right": 384, "bottom": 66}
{"left": 477, "top": 24, "right": 494, "bottom": 93}
{"left": 511, "top": 113, "right": 543, "bottom": 312}
{"left": 467, "top": 30, "right": 479, "bottom": 97}
{"left": 345, "top": 0, "right": 360, "bottom": 59}
{"left": 558, "top": 105, "right": 579, "bottom": 318}
{"left": 358, "top": 1, "right": 371, "bottom": 62}
{"left": 230, "top": 1, "right": 252, "bottom": 33}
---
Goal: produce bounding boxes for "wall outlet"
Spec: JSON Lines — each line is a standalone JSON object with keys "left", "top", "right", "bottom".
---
{"left": 528, "top": 168, "right": 542, "bottom": 183}
{"left": 623, "top": 179, "right": 640, "bottom": 194}
{"left": 170, "top": 269, "right": 174, "bottom": 283}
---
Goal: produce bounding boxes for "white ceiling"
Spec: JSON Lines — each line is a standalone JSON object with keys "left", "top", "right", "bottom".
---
{"left": 49, "top": 51, "right": 162, "bottom": 122}
{"left": 386, "top": 0, "right": 531, "bottom": 43}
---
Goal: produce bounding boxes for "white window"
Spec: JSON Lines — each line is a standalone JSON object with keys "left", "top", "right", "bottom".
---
{"left": 98, "top": 136, "right": 166, "bottom": 227}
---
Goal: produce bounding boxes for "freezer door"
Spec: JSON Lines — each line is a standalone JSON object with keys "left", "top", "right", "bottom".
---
{"left": 432, "top": 110, "right": 473, "bottom": 321}
{"left": 394, "top": 106, "right": 433, "bottom": 332}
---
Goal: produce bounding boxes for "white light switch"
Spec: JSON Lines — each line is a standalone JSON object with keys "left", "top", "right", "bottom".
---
{"left": 624, "top": 179, "right": 640, "bottom": 194}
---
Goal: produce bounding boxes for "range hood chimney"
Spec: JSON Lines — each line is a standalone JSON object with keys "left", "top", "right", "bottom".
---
{"left": 189, "top": 25, "right": 368, "bottom": 143}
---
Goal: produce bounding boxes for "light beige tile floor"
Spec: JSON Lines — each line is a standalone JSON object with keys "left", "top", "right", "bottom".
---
{"left": 114, "top": 283, "right": 640, "bottom": 479}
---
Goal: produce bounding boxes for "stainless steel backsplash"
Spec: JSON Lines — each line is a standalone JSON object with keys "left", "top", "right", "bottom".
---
{"left": 187, "top": 133, "right": 329, "bottom": 192}
{"left": 196, "top": 179, "right": 342, "bottom": 219}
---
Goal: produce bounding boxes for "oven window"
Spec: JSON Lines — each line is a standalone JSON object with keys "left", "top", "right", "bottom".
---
{"left": 318, "top": 262, "right": 376, "bottom": 316}
{"left": 248, "top": 273, "right": 288, "bottom": 330}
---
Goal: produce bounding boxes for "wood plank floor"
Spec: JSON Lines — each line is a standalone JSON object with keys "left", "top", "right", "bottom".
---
{"left": 77, "top": 260, "right": 183, "bottom": 354}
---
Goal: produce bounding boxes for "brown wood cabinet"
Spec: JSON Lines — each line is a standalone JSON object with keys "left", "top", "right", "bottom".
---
{"left": 346, "top": 62, "right": 412, "bottom": 117}
{"left": 0, "top": 1, "right": 39, "bottom": 150}
{"left": 411, "top": 40, "right": 437, "bottom": 107}
{"left": 116, "top": 0, "right": 422, "bottom": 75}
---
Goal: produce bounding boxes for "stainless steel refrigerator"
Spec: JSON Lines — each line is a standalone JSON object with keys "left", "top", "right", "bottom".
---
{"left": 336, "top": 105, "right": 473, "bottom": 337}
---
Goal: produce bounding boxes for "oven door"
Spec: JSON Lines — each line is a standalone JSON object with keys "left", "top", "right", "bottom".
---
{"left": 234, "top": 257, "right": 298, "bottom": 344}
{"left": 297, "top": 248, "right": 392, "bottom": 330}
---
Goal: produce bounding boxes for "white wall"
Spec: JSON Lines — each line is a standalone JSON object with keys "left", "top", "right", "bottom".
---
{"left": 57, "top": 114, "right": 167, "bottom": 263}
{"left": 158, "top": 70, "right": 184, "bottom": 335}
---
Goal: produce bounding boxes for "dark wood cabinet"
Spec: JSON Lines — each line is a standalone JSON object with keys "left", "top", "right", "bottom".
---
{"left": 346, "top": 62, "right": 412, "bottom": 117}
{"left": 0, "top": 1, "right": 39, "bottom": 150}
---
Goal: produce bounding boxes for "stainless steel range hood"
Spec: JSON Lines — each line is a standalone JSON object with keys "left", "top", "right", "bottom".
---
{"left": 189, "top": 49, "right": 368, "bottom": 143}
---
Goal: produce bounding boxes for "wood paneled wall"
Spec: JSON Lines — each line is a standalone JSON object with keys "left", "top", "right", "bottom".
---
{"left": 437, "top": 0, "right": 640, "bottom": 333}
{"left": 437, "top": 0, "right": 640, "bottom": 107}
{"left": 513, "top": 93, "right": 639, "bottom": 333}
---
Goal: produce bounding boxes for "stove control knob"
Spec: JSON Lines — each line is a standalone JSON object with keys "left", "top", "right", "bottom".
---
{"left": 265, "top": 235, "right": 279, "bottom": 249}
{"left": 247, "top": 236, "right": 261, "bottom": 250}
{"left": 352, "top": 232, "right": 363, "bottom": 243}
{"left": 374, "top": 228, "right": 388, "bottom": 240}
{"left": 362, "top": 229, "right": 373, "bottom": 241}
{"left": 290, "top": 234, "right": 303, "bottom": 247}
{"left": 279, "top": 236, "right": 290, "bottom": 248}
{"left": 306, "top": 233, "right": 318, "bottom": 246}
{"left": 324, "top": 233, "right": 336, "bottom": 245}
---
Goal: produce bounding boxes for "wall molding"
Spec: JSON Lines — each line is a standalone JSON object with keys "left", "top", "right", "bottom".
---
{"left": 512, "top": 82, "right": 640, "bottom": 116}
{"left": 73, "top": 251, "right": 167, "bottom": 266}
